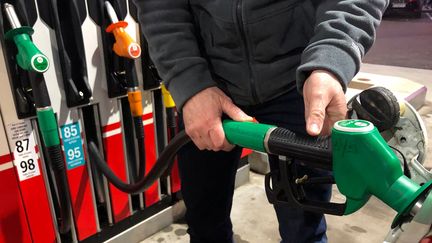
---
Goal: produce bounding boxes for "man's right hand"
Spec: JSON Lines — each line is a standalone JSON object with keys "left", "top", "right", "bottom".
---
{"left": 182, "top": 87, "right": 253, "bottom": 151}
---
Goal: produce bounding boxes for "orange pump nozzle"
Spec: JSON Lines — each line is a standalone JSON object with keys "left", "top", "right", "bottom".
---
{"left": 105, "top": 2, "right": 141, "bottom": 59}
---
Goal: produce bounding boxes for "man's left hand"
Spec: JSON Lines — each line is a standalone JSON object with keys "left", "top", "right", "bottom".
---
{"left": 303, "top": 70, "right": 347, "bottom": 136}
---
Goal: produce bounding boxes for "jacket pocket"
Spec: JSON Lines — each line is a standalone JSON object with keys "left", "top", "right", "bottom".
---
{"left": 248, "top": 1, "right": 315, "bottom": 64}
{"left": 192, "top": 7, "right": 243, "bottom": 64}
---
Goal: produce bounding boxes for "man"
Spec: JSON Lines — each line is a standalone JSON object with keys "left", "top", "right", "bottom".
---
{"left": 134, "top": 0, "right": 389, "bottom": 242}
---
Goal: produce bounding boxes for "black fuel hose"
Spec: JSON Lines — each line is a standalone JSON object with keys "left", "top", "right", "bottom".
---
{"left": 88, "top": 130, "right": 191, "bottom": 194}
{"left": 133, "top": 116, "right": 146, "bottom": 180}
{"left": 32, "top": 77, "right": 72, "bottom": 234}
{"left": 46, "top": 145, "right": 72, "bottom": 234}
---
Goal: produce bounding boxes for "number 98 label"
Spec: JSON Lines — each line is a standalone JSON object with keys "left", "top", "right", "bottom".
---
{"left": 6, "top": 121, "right": 41, "bottom": 181}
{"left": 61, "top": 123, "right": 85, "bottom": 170}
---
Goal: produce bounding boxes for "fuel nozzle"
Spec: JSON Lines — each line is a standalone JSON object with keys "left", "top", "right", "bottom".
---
{"left": 104, "top": 1, "right": 141, "bottom": 59}
{"left": 104, "top": 1, "right": 142, "bottom": 119}
{"left": 3, "top": 3, "right": 49, "bottom": 73}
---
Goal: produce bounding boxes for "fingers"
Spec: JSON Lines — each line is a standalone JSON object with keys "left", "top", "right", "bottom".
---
{"left": 303, "top": 70, "right": 347, "bottom": 136}
{"left": 209, "top": 125, "right": 235, "bottom": 152}
{"left": 182, "top": 87, "right": 243, "bottom": 151}
{"left": 185, "top": 128, "right": 212, "bottom": 151}
{"left": 221, "top": 98, "right": 253, "bottom": 122}
{"left": 187, "top": 122, "right": 235, "bottom": 152}
{"left": 304, "top": 92, "right": 326, "bottom": 136}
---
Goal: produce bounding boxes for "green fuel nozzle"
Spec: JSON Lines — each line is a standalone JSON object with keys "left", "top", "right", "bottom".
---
{"left": 331, "top": 120, "right": 432, "bottom": 227}
{"left": 222, "top": 119, "right": 432, "bottom": 227}
{"left": 3, "top": 3, "right": 49, "bottom": 73}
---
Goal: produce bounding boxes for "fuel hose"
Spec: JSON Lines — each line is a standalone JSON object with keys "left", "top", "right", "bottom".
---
{"left": 88, "top": 130, "right": 190, "bottom": 194}
{"left": 88, "top": 120, "right": 331, "bottom": 194}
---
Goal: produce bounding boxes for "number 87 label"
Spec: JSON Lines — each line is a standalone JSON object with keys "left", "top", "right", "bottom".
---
{"left": 61, "top": 122, "right": 85, "bottom": 170}
{"left": 6, "top": 120, "right": 41, "bottom": 181}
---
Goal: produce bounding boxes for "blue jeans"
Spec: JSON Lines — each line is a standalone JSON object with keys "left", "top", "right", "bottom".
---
{"left": 177, "top": 89, "right": 332, "bottom": 243}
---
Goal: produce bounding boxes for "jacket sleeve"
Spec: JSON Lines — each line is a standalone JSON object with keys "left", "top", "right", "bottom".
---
{"left": 133, "top": 0, "right": 216, "bottom": 111}
{"left": 296, "top": 0, "right": 389, "bottom": 93}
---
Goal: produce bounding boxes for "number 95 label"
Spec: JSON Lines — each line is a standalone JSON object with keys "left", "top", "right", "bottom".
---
{"left": 61, "top": 122, "right": 85, "bottom": 170}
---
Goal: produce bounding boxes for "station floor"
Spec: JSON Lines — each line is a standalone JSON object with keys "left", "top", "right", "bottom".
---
{"left": 141, "top": 63, "right": 432, "bottom": 243}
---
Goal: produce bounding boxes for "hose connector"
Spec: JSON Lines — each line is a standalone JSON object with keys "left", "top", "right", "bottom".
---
{"left": 127, "top": 89, "right": 143, "bottom": 118}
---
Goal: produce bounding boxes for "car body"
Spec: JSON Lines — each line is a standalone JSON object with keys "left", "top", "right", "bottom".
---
{"left": 385, "top": 0, "right": 423, "bottom": 17}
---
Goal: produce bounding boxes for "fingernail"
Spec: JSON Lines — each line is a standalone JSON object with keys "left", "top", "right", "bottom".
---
{"left": 311, "top": 123, "right": 320, "bottom": 134}
{"left": 243, "top": 115, "right": 253, "bottom": 121}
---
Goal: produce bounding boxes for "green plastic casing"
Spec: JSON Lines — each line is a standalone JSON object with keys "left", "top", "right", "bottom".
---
{"left": 5, "top": 27, "right": 49, "bottom": 73}
{"left": 332, "top": 120, "right": 429, "bottom": 216}
{"left": 222, "top": 120, "right": 275, "bottom": 152}
{"left": 37, "top": 108, "right": 60, "bottom": 147}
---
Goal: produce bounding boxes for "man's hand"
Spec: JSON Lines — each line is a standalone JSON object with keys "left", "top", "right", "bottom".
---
{"left": 182, "top": 87, "right": 253, "bottom": 151}
{"left": 303, "top": 70, "right": 347, "bottom": 136}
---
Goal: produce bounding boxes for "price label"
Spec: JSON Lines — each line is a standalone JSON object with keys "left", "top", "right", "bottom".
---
{"left": 61, "top": 122, "right": 85, "bottom": 170}
{"left": 6, "top": 120, "right": 40, "bottom": 181}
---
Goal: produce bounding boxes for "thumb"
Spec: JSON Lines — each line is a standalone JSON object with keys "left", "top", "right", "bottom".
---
{"left": 305, "top": 99, "right": 326, "bottom": 136}
{"left": 221, "top": 99, "right": 253, "bottom": 122}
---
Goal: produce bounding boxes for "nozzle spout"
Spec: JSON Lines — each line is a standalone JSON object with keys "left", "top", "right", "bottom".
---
{"left": 3, "top": 3, "right": 21, "bottom": 29}
{"left": 104, "top": 1, "right": 119, "bottom": 23}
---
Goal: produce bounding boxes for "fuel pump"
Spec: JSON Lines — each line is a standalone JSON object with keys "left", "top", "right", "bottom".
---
{"left": 2, "top": 3, "right": 73, "bottom": 234}
{"left": 0, "top": 1, "right": 64, "bottom": 242}
{"left": 85, "top": 0, "right": 164, "bottom": 214}
{"left": 33, "top": 0, "right": 104, "bottom": 239}
{"left": 104, "top": 0, "right": 147, "bottom": 210}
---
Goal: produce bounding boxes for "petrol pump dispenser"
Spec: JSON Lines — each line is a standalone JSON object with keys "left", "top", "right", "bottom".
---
{"left": 30, "top": 0, "right": 104, "bottom": 240}
{"left": 103, "top": 0, "right": 147, "bottom": 210}
{"left": 2, "top": 2, "right": 73, "bottom": 234}
{"left": 85, "top": 0, "right": 162, "bottom": 213}
{"left": 126, "top": 0, "right": 176, "bottom": 201}
{"left": 0, "top": 2, "right": 62, "bottom": 242}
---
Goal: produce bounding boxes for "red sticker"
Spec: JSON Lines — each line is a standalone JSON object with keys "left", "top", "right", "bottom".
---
{"left": 128, "top": 44, "right": 141, "bottom": 58}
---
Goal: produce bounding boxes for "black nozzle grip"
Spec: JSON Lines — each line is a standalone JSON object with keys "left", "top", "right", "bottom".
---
{"left": 267, "top": 128, "right": 332, "bottom": 170}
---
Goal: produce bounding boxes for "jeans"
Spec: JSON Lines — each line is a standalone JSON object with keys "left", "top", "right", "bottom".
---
{"left": 177, "top": 88, "right": 332, "bottom": 243}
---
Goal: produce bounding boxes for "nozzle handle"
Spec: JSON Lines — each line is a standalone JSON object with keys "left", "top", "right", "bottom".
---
{"left": 104, "top": 2, "right": 141, "bottom": 59}
{"left": 223, "top": 120, "right": 332, "bottom": 170}
{"left": 3, "top": 4, "right": 49, "bottom": 73}
{"left": 267, "top": 128, "right": 333, "bottom": 170}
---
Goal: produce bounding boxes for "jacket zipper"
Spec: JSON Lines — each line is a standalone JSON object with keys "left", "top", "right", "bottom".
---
{"left": 236, "top": 0, "right": 260, "bottom": 104}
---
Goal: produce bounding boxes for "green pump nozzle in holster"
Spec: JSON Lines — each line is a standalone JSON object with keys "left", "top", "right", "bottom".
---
{"left": 3, "top": 3, "right": 71, "bottom": 234}
{"left": 223, "top": 119, "right": 432, "bottom": 228}
{"left": 3, "top": 3, "right": 49, "bottom": 73}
